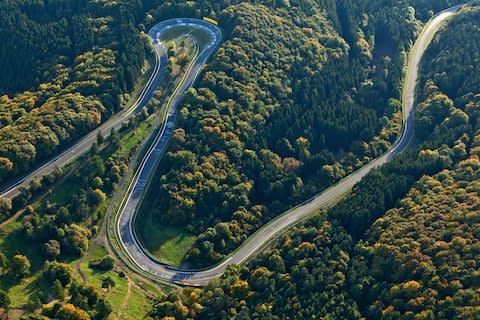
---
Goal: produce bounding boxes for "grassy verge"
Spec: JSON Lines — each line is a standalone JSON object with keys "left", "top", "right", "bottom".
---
{"left": 162, "top": 26, "right": 211, "bottom": 48}
{"left": 115, "top": 118, "right": 155, "bottom": 159}
{"left": 106, "top": 33, "right": 201, "bottom": 283}
{"left": 136, "top": 210, "right": 196, "bottom": 266}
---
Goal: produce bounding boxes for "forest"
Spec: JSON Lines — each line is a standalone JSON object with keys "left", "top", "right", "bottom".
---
{"left": 0, "top": 0, "right": 478, "bottom": 318}
{"left": 140, "top": 0, "right": 418, "bottom": 267}
{"left": 137, "top": 0, "right": 468, "bottom": 267}
{"left": 149, "top": 4, "right": 480, "bottom": 319}
{"left": 0, "top": 0, "right": 468, "bottom": 267}
{"left": 0, "top": 0, "right": 151, "bottom": 183}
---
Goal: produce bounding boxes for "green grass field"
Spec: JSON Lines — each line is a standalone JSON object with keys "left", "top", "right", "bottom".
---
{"left": 121, "top": 286, "right": 153, "bottom": 320}
{"left": 0, "top": 218, "right": 43, "bottom": 271}
{"left": 0, "top": 113, "right": 158, "bottom": 312}
{"left": 79, "top": 245, "right": 152, "bottom": 319}
{"left": 0, "top": 216, "right": 70, "bottom": 309}
{"left": 136, "top": 210, "right": 196, "bottom": 266}
{"left": 115, "top": 117, "right": 154, "bottom": 160}
{"left": 2, "top": 272, "right": 50, "bottom": 309}
{"left": 44, "top": 178, "right": 78, "bottom": 206}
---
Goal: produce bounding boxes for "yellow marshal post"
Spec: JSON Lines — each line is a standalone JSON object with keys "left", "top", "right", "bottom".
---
{"left": 203, "top": 16, "right": 219, "bottom": 25}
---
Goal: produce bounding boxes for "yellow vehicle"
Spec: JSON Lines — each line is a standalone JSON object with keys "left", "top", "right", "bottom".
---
{"left": 203, "top": 16, "right": 219, "bottom": 25}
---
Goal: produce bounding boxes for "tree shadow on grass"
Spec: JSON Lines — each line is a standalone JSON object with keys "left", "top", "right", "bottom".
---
{"left": 0, "top": 228, "right": 43, "bottom": 269}
{"left": 0, "top": 273, "right": 23, "bottom": 291}
{"left": 24, "top": 275, "right": 50, "bottom": 302}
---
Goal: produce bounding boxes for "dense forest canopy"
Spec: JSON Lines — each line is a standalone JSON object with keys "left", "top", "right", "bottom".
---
{"left": 351, "top": 6, "right": 480, "bottom": 318}
{"left": 139, "top": 0, "right": 459, "bottom": 267}
{"left": 0, "top": 0, "right": 149, "bottom": 94}
{"left": 0, "top": 0, "right": 466, "bottom": 212}
{"left": 0, "top": 0, "right": 467, "bottom": 193}
{"left": 420, "top": 7, "right": 480, "bottom": 100}
{"left": 0, "top": 0, "right": 478, "bottom": 318}
{"left": 0, "top": 0, "right": 151, "bottom": 183}
{"left": 149, "top": 4, "right": 480, "bottom": 319}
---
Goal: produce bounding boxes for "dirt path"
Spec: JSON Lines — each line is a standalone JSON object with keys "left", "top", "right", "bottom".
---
{"left": 75, "top": 241, "right": 100, "bottom": 284}
{"left": 0, "top": 208, "right": 24, "bottom": 229}
{"left": 117, "top": 276, "right": 132, "bottom": 320}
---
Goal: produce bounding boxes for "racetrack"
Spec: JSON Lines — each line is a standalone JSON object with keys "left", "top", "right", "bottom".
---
{"left": 0, "top": 7, "right": 462, "bottom": 287}
{"left": 115, "top": 7, "right": 461, "bottom": 286}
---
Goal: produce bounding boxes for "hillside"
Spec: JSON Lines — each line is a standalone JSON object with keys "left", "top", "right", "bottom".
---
{"left": 0, "top": 0, "right": 478, "bottom": 319}
{"left": 351, "top": 5, "right": 480, "bottom": 318}
{"left": 149, "top": 4, "right": 480, "bottom": 320}
{"left": 0, "top": 0, "right": 149, "bottom": 184}
{"left": 138, "top": 0, "right": 419, "bottom": 268}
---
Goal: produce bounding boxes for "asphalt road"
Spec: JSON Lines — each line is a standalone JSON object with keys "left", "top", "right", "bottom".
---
{"left": 0, "top": 7, "right": 460, "bottom": 286}
{"left": 116, "top": 8, "right": 461, "bottom": 287}
{"left": 115, "top": 19, "right": 224, "bottom": 284}
{"left": 0, "top": 28, "right": 169, "bottom": 200}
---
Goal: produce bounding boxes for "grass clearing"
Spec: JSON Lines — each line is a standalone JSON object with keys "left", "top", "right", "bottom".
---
{"left": 161, "top": 26, "right": 211, "bottom": 49}
{"left": 45, "top": 178, "right": 78, "bottom": 206}
{"left": 121, "top": 286, "right": 152, "bottom": 320}
{"left": 79, "top": 245, "right": 151, "bottom": 319}
{"left": 2, "top": 272, "right": 51, "bottom": 309}
{"left": 136, "top": 210, "right": 196, "bottom": 266}
{"left": 0, "top": 218, "right": 43, "bottom": 271}
{"left": 0, "top": 216, "right": 51, "bottom": 309}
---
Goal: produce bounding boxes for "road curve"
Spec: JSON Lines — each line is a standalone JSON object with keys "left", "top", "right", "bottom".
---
{"left": 0, "top": 28, "right": 169, "bottom": 200}
{"left": 115, "top": 19, "right": 223, "bottom": 284}
{"left": 116, "top": 7, "right": 461, "bottom": 287}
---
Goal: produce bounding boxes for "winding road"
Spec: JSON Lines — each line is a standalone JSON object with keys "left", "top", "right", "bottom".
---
{"left": 115, "top": 8, "right": 461, "bottom": 286}
{"left": 0, "top": 7, "right": 462, "bottom": 287}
